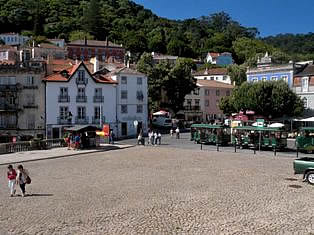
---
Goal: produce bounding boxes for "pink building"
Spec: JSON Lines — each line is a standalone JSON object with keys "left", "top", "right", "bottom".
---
{"left": 183, "top": 80, "right": 234, "bottom": 122}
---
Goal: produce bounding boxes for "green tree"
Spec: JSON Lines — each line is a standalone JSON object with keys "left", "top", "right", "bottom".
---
{"left": 83, "top": 0, "right": 105, "bottom": 39}
{"left": 69, "top": 30, "right": 94, "bottom": 41}
{"left": 219, "top": 81, "right": 304, "bottom": 118}
{"left": 227, "top": 64, "right": 247, "bottom": 86}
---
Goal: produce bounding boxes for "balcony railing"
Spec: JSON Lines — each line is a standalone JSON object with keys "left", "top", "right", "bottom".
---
{"left": 75, "top": 116, "right": 89, "bottom": 124}
{"left": 184, "top": 106, "right": 201, "bottom": 111}
{"left": 0, "top": 84, "right": 19, "bottom": 92}
{"left": 76, "top": 78, "right": 88, "bottom": 85}
{"left": 93, "top": 96, "right": 104, "bottom": 103}
{"left": 92, "top": 116, "right": 105, "bottom": 124}
{"left": 23, "top": 85, "right": 38, "bottom": 89}
{"left": 0, "top": 123, "right": 16, "bottom": 129}
{"left": 57, "top": 117, "right": 72, "bottom": 125}
{"left": 23, "top": 104, "right": 38, "bottom": 109}
{"left": 0, "top": 104, "right": 19, "bottom": 111}
{"left": 58, "top": 95, "right": 70, "bottom": 103}
{"left": 76, "top": 95, "right": 87, "bottom": 103}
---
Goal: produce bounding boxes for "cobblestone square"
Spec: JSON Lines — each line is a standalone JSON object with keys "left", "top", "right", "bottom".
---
{"left": 0, "top": 140, "right": 314, "bottom": 234}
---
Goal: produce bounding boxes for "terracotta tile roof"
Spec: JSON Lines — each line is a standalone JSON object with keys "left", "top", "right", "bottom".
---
{"left": 68, "top": 40, "right": 123, "bottom": 48}
{"left": 112, "top": 67, "right": 146, "bottom": 76}
{"left": 193, "top": 68, "right": 228, "bottom": 76}
{"left": 93, "top": 74, "right": 118, "bottom": 84}
{"left": 294, "top": 64, "right": 314, "bottom": 77}
{"left": 208, "top": 52, "right": 220, "bottom": 58}
{"left": 197, "top": 80, "right": 234, "bottom": 89}
{"left": 38, "top": 43, "right": 62, "bottom": 49}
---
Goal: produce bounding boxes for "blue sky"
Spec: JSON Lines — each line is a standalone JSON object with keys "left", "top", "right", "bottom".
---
{"left": 132, "top": 0, "right": 314, "bottom": 37}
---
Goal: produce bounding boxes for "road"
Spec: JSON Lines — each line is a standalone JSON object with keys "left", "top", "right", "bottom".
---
{"left": 0, "top": 134, "right": 313, "bottom": 234}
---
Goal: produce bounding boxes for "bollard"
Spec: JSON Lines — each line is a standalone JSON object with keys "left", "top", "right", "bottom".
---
{"left": 296, "top": 148, "right": 299, "bottom": 158}
{"left": 234, "top": 143, "right": 237, "bottom": 153}
{"left": 274, "top": 148, "right": 277, "bottom": 156}
{"left": 217, "top": 143, "right": 219, "bottom": 152}
{"left": 254, "top": 148, "right": 256, "bottom": 155}
{"left": 201, "top": 142, "right": 203, "bottom": 150}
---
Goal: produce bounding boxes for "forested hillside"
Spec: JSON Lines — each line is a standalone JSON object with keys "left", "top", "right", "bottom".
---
{"left": 0, "top": 0, "right": 313, "bottom": 63}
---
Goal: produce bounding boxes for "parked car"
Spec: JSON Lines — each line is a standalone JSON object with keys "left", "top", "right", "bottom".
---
{"left": 293, "top": 157, "right": 314, "bottom": 185}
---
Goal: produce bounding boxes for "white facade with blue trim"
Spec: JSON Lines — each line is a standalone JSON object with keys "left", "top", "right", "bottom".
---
{"left": 246, "top": 52, "right": 295, "bottom": 87}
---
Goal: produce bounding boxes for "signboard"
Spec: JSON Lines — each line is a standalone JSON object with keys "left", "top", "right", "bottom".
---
{"left": 256, "top": 119, "right": 264, "bottom": 128}
{"left": 102, "top": 124, "right": 110, "bottom": 137}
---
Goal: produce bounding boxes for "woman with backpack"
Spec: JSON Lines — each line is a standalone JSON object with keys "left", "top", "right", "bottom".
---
{"left": 16, "top": 165, "right": 31, "bottom": 197}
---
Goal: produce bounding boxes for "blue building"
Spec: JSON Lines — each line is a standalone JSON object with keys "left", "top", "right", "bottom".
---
{"left": 246, "top": 52, "right": 296, "bottom": 87}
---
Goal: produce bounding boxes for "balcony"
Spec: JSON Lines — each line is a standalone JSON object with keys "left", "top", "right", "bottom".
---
{"left": 184, "top": 105, "right": 201, "bottom": 111}
{"left": 76, "top": 95, "right": 87, "bottom": 103}
{"left": 0, "top": 84, "right": 19, "bottom": 92}
{"left": 23, "top": 85, "right": 38, "bottom": 89}
{"left": 76, "top": 78, "right": 88, "bottom": 85}
{"left": 93, "top": 96, "right": 104, "bottom": 103}
{"left": 57, "top": 117, "right": 72, "bottom": 125}
{"left": 23, "top": 104, "right": 38, "bottom": 109}
{"left": 58, "top": 95, "right": 70, "bottom": 103}
{"left": 0, "top": 104, "right": 19, "bottom": 111}
{"left": 0, "top": 123, "right": 16, "bottom": 129}
{"left": 75, "top": 116, "right": 89, "bottom": 124}
{"left": 92, "top": 116, "right": 106, "bottom": 124}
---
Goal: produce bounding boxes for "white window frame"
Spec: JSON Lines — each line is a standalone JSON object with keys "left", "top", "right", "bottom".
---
{"left": 303, "top": 97, "right": 308, "bottom": 108}
{"left": 121, "top": 76, "right": 127, "bottom": 84}
{"left": 271, "top": 76, "right": 277, "bottom": 81}
{"left": 136, "top": 105, "right": 143, "bottom": 113}
{"left": 281, "top": 75, "right": 289, "bottom": 83}
{"left": 121, "top": 105, "right": 128, "bottom": 114}
{"left": 302, "top": 77, "right": 309, "bottom": 92}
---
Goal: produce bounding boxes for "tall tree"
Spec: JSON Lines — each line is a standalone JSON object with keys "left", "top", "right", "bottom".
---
{"left": 227, "top": 64, "right": 247, "bottom": 86}
{"left": 83, "top": 0, "right": 105, "bottom": 39}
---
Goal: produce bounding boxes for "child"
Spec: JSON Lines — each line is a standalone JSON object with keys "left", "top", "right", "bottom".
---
{"left": 7, "top": 165, "right": 17, "bottom": 197}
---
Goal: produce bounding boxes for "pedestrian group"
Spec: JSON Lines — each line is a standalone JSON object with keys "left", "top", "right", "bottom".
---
{"left": 7, "top": 164, "right": 31, "bottom": 197}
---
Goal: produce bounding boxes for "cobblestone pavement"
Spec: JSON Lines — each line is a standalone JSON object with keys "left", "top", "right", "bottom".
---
{"left": 0, "top": 143, "right": 314, "bottom": 234}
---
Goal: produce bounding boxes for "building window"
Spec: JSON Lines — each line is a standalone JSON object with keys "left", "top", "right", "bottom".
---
{"left": 78, "top": 87, "right": 85, "bottom": 96}
{"left": 193, "top": 88, "right": 200, "bottom": 95}
{"left": 121, "top": 105, "right": 128, "bottom": 113}
{"left": 252, "top": 78, "right": 258, "bottom": 83}
{"left": 262, "top": 77, "right": 267, "bottom": 82}
{"left": 60, "top": 87, "right": 68, "bottom": 96}
{"left": 205, "top": 89, "right": 209, "bottom": 96}
{"left": 210, "top": 76, "right": 214, "bottom": 80}
{"left": 187, "top": 99, "right": 192, "bottom": 106}
{"left": 94, "top": 106, "right": 101, "bottom": 119}
{"left": 77, "top": 106, "right": 86, "bottom": 119}
{"left": 26, "top": 76, "right": 34, "bottom": 85}
{"left": 303, "top": 97, "right": 308, "bottom": 108}
{"left": 271, "top": 76, "right": 277, "bottom": 81}
{"left": 77, "top": 70, "right": 86, "bottom": 84}
{"left": 205, "top": 100, "right": 209, "bottom": 106}
{"left": 216, "top": 89, "right": 220, "bottom": 96}
{"left": 223, "top": 76, "right": 227, "bottom": 81}
{"left": 137, "top": 105, "right": 143, "bottom": 113}
{"left": 59, "top": 106, "right": 69, "bottom": 119}
{"left": 226, "top": 90, "right": 230, "bottom": 96}
{"left": 302, "top": 77, "right": 309, "bottom": 92}
{"left": 26, "top": 94, "right": 35, "bottom": 105}
{"left": 136, "top": 91, "right": 144, "bottom": 101}
{"left": 95, "top": 88, "right": 102, "bottom": 96}
{"left": 137, "top": 77, "right": 142, "bottom": 85}
{"left": 281, "top": 75, "right": 289, "bottom": 83}
{"left": 204, "top": 77, "right": 207, "bottom": 80}
{"left": 195, "top": 99, "right": 200, "bottom": 106}
{"left": 121, "top": 90, "right": 128, "bottom": 99}
{"left": 121, "top": 76, "right": 127, "bottom": 84}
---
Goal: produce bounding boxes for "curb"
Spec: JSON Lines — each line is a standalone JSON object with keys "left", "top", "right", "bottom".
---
{"left": 0, "top": 145, "right": 135, "bottom": 166}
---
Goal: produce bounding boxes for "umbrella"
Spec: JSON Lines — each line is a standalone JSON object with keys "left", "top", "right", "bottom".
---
{"left": 269, "top": 123, "right": 285, "bottom": 128}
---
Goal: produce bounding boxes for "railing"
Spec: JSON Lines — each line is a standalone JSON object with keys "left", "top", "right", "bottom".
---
{"left": 93, "top": 96, "right": 104, "bottom": 103}
{"left": 76, "top": 78, "right": 87, "bottom": 85}
{"left": 58, "top": 95, "right": 70, "bottom": 103}
{"left": 0, "top": 123, "right": 16, "bottom": 129}
{"left": 23, "top": 85, "right": 38, "bottom": 89}
{"left": 184, "top": 106, "right": 201, "bottom": 111}
{"left": 92, "top": 116, "right": 105, "bottom": 124}
{"left": 0, "top": 104, "right": 19, "bottom": 111}
{"left": 57, "top": 117, "right": 72, "bottom": 125}
{"left": 0, "top": 138, "right": 66, "bottom": 154}
{"left": 23, "top": 104, "right": 38, "bottom": 109}
{"left": 0, "top": 84, "right": 18, "bottom": 92}
{"left": 76, "top": 95, "right": 87, "bottom": 103}
{"left": 75, "top": 116, "right": 89, "bottom": 124}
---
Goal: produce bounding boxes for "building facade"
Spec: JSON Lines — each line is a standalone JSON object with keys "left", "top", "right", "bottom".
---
{"left": 246, "top": 52, "right": 296, "bottom": 87}
{"left": 193, "top": 68, "right": 232, "bottom": 84}
{"left": 183, "top": 80, "right": 234, "bottom": 122}
{"left": 0, "top": 46, "right": 17, "bottom": 63}
{"left": 67, "top": 39, "right": 125, "bottom": 63}
{"left": 0, "top": 62, "right": 46, "bottom": 139}
{"left": 206, "top": 52, "right": 233, "bottom": 66}
{"left": 0, "top": 33, "right": 29, "bottom": 46}
{"left": 293, "top": 64, "right": 314, "bottom": 116}
{"left": 44, "top": 62, "right": 117, "bottom": 139}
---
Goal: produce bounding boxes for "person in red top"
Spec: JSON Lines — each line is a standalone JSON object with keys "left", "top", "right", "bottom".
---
{"left": 7, "top": 165, "right": 17, "bottom": 197}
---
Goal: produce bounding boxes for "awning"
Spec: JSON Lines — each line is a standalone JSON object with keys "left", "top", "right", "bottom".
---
{"left": 65, "top": 125, "right": 101, "bottom": 132}
{"left": 298, "top": 117, "right": 314, "bottom": 122}
{"left": 269, "top": 123, "right": 285, "bottom": 128}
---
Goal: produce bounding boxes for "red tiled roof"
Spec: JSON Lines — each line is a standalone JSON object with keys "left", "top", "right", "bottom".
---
{"left": 68, "top": 40, "right": 123, "bottom": 48}
{"left": 208, "top": 52, "right": 220, "bottom": 58}
{"left": 193, "top": 68, "right": 228, "bottom": 76}
{"left": 112, "top": 67, "right": 146, "bottom": 76}
{"left": 93, "top": 74, "right": 117, "bottom": 84}
{"left": 197, "top": 80, "right": 234, "bottom": 89}
{"left": 38, "top": 43, "right": 62, "bottom": 49}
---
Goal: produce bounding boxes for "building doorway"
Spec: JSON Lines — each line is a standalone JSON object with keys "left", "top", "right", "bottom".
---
{"left": 52, "top": 127, "right": 60, "bottom": 139}
{"left": 121, "top": 122, "right": 127, "bottom": 136}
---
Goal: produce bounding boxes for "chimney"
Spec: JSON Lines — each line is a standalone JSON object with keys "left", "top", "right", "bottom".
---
{"left": 75, "top": 59, "right": 78, "bottom": 65}
{"left": 19, "top": 50, "right": 23, "bottom": 62}
{"left": 91, "top": 57, "right": 99, "bottom": 73}
{"left": 31, "top": 47, "right": 35, "bottom": 59}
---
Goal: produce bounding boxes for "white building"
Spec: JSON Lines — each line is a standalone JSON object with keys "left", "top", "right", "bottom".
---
{"left": 0, "top": 33, "right": 29, "bottom": 46}
{"left": 108, "top": 67, "right": 148, "bottom": 138}
{"left": 44, "top": 62, "right": 117, "bottom": 139}
{"left": 193, "top": 68, "right": 232, "bottom": 84}
{"left": 44, "top": 61, "right": 148, "bottom": 139}
{"left": 205, "top": 52, "right": 233, "bottom": 66}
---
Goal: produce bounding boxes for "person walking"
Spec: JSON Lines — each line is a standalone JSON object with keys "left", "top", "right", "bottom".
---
{"left": 158, "top": 132, "right": 161, "bottom": 145}
{"left": 16, "top": 165, "right": 30, "bottom": 197}
{"left": 74, "top": 134, "right": 80, "bottom": 150}
{"left": 7, "top": 165, "right": 17, "bottom": 197}
{"left": 176, "top": 127, "right": 180, "bottom": 139}
{"left": 170, "top": 129, "right": 173, "bottom": 137}
{"left": 154, "top": 131, "right": 158, "bottom": 145}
